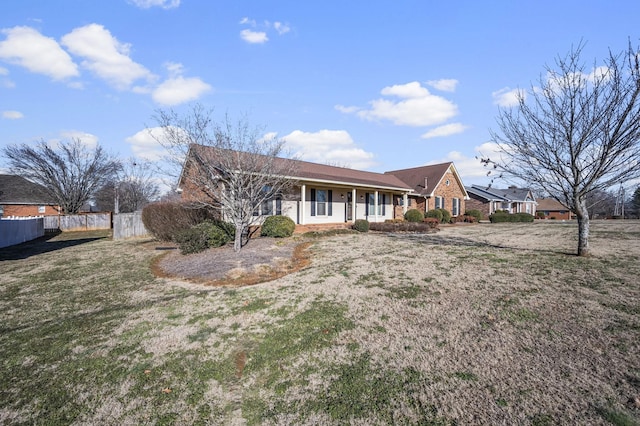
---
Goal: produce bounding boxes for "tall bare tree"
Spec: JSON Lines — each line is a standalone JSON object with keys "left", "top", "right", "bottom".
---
{"left": 94, "top": 159, "right": 160, "bottom": 213}
{"left": 154, "top": 104, "right": 298, "bottom": 252}
{"left": 487, "top": 42, "right": 640, "bottom": 256}
{"left": 2, "top": 139, "right": 121, "bottom": 214}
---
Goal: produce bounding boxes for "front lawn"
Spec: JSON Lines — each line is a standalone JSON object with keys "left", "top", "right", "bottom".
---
{"left": 1, "top": 222, "right": 639, "bottom": 424}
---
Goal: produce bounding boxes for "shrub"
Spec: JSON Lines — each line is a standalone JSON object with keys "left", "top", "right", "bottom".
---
{"left": 536, "top": 211, "right": 546, "bottom": 219}
{"left": 141, "top": 201, "right": 217, "bottom": 242}
{"left": 369, "top": 221, "right": 437, "bottom": 233}
{"left": 404, "top": 209, "right": 424, "bottom": 222}
{"left": 174, "top": 221, "right": 233, "bottom": 254}
{"left": 175, "top": 225, "right": 210, "bottom": 255}
{"left": 438, "top": 208, "right": 452, "bottom": 224}
{"left": 353, "top": 219, "right": 370, "bottom": 232}
{"left": 261, "top": 215, "right": 296, "bottom": 238}
{"left": 465, "top": 209, "right": 483, "bottom": 221}
{"left": 463, "top": 215, "right": 477, "bottom": 223}
{"left": 423, "top": 217, "right": 440, "bottom": 228}
{"left": 489, "top": 212, "right": 535, "bottom": 223}
{"left": 425, "top": 209, "right": 443, "bottom": 222}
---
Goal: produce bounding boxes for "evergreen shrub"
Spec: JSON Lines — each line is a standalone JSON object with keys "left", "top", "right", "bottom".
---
{"left": 404, "top": 209, "right": 424, "bottom": 222}
{"left": 260, "top": 215, "right": 296, "bottom": 238}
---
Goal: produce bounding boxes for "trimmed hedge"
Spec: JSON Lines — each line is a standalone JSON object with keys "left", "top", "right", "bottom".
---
{"left": 141, "top": 201, "right": 218, "bottom": 242}
{"left": 369, "top": 221, "right": 438, "bottom": 233}
{"left": 489, "top": 212, "right": 535, "bottom": 223}
{"left": 425, "top": 209, "right": 443, "bottom": 222}
{"left": 438, "top": 208, "right": 451, "bottom": 224}
{"left": 353, "top": 219, "right": 370, "bottom": 232}
{"left": 465, "top": 209, "right": 483, "bottom": 221}
{"left": 261, "top": 215, "right": 296, "bottom": 238}
{"left": 404, "top": 209, "right": 424, "bottom": 222}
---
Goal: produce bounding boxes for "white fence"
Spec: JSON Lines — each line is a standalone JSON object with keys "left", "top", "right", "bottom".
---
{"left": 0, "top": 217, "right": 45, "bottom": 248}
{"left": 113, "top": 212, "right": 149, "bottom": 240}
{"left": 44, "top": 213, "right": 112, "bottom": 232}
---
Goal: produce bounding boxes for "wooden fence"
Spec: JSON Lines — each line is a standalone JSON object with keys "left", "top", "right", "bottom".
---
{"left": 113, "top": 212, "right": 149, "bottom": 240}
{"left": 0, "top": 217, "right": 45, "bottom": 248}
{"left": 44, "top": 213, "right": 112, "bottom": 232}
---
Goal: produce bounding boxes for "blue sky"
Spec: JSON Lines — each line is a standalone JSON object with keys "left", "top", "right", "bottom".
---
{"left": 1, "top": 0, "right": 638, "bottom": 188}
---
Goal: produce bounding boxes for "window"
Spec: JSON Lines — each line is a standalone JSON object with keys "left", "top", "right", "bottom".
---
{"left": 366, "top": 193, "right": 386, "bottom": 216}
{"left": 38, "top": 206, "right": 46, "bottom": 214}
{"left": 310, "top": 189, "right": 332, "bottom": 216}
{"left": 435, "top": 196, "right": 444, "bottom": 209}
{"left": 452, "top": 198, "right": 460, "bottom": 216}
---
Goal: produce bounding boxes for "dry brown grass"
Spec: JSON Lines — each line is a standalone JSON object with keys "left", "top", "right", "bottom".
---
{"left": 1, "top": 222, "right": 639, "bottom": 424}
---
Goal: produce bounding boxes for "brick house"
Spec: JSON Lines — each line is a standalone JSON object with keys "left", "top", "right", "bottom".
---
{"left": 0, "top": 175, "right": 61, "bottom": 217}
{"left": 536, "top": 197, "right": 573, "bottom": 220}
{"left": 385, "top": 162, "right": 469, "bottom": 218}
{"left": 465, "top": 185, "right": 537, "bottom": 217}
{"left": 178, "top": 146, "right": 469, "bottom": 226}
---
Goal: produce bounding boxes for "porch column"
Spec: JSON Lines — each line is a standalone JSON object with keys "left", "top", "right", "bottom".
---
{"left": 352, "top": 188, "right": 356, "bottom": 222}
{"left": 300, "top": 184, "right": 306, "bottom": 225}
{"left": 402, "top": 193, "right": 408, "bottom": 214}
{"left": 374, "top": 190, "right": 379, "bottom": 222}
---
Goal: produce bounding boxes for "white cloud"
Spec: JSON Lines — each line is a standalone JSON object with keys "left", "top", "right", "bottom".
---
{"left": 0, "top": 26, "right": 79, "bottom": 80}
{"left": 0, "top": 66, "right": 8, "bottom": 75}
{"left": 240, "top": 29, "right": 268, "bottom": 44}
{"left": 59, "top": 130, "right": 99, "bottom": 148}
{"left": 427, "top": 79, "right": 458, "bottom": 92}
{"left": 334, "top": 105, "right": 359, "bottom": 114}
{"left": 432, "top": 142, "right": 507, "bottom": 184}
{"left": 492, "top": 87, "right": 524, "bottom": 107}
{"left": 239, "top": 17, "right": 256, "bottom": 26}
{"left": 2, "top": 110, "right": 23, "bottom": 119}
{"left": 61, "top": 23, "right": 154, "bottom": 90}
{"left": 128, "top": 0, "right": 180, "bottom": 9}
{"left": 345, "top": 81, "right": 458, "bottom": 127}
{"left": 421, "top": 123, "right": 467, "bottom": 139}
{"left": 152, "top": 76, "right": 211, "bottom": 105}
{"left": 282, "top": 129, "right": 377, "bottom": 169}
{"left": 126, "top": 127, "right": 169, "bottom": 161}
{"left": 273, "top": 22, "right": 291, "bottom": 35}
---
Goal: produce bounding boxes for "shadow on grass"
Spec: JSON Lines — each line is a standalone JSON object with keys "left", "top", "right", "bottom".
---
{"left": 0, "top": 231, "right": 108, "bottom": 261}
{"left": 386, "top": 232, "right": 576, "bottom": 256}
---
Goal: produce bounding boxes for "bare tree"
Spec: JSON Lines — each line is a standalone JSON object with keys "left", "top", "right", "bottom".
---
{"left": 94, "top": 159, "right": 160, "bottom": 213}
{"left": 486, "top": 42, "right": 640, "bottom": 256}
{"left": 2, "top": 139, "right": 121, "bottom": 214}
{"left": 154, "top": 104, "right": 299, "bottom": 252}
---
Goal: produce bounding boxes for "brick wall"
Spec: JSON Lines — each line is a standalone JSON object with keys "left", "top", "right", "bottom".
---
{"left": 465, "top": 196, "right": 491, "bottom": 217}
{"left": 2, "top": 204, "right": 60, "bottom": 217}
{"left": 429, "top": 170, "right": 466, "bottom": 216}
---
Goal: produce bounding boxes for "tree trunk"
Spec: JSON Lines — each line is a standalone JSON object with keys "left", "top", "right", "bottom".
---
{"left": 234, "top": 224, "right": 243, "bottom": 252}
{"left": 575, "top": 198, "right": 591, "bottom": 257}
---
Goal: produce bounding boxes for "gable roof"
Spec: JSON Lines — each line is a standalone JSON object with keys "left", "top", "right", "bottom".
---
{"left": 181, "top": 144, "right": 414, "bottom": 192}
{"left": 385, "top": 162, "right": 468, "bottom": 198}
{"left": 466, "top": 185, "right": 536, "bottom": 203}
{"left": 0, "top": 175, "right": 56, "bottom": 205}
{"left": 536, "top": 197, "right": 569, "bottom": 211}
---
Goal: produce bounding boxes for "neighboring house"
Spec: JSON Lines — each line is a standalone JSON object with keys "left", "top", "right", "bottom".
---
{"left": 465, "top": 185, "right": 537, "bottom": 216}
{"left": 0, "top": 175, "right": 61, "bottom": 217}
{"left": 385, "top": 162, "right": 469, "bottom": 218}
{"left": 178, "top": 146, "right": 470, "bottom": 226}
{"left": 536, "top": 197, "right": 573, "bottom": 220}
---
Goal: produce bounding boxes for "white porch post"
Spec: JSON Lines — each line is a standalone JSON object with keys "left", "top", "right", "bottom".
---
{"left": 403, "top": 193, "right": 408, "bottom": 214}
{"left": 300, "top": 184, "right": 306, "bottom": 225}
{"left": 352, "top": 188, "right": 356, "bottom": 222}
{"left": 374, "top": 190, "right": 379, "bottom": 222}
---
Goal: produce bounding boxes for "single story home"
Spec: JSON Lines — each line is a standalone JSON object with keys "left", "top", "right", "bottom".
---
{"left": 536, "top": 197, "right": 573, "bottom": 220}
{"left": 178, "top": 145, "right": 469, "bottom": 226}
{"left": 465, "top": 185, "right": 537, "bottom": 217}
{"left": 0, "top": 174, "right": 61, "bottom": 218}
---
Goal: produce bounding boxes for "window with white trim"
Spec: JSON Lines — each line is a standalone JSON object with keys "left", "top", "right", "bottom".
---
{"left": 38, "top": 206, "right": 46, "bottom": 214}
{"left": 452, "top": 198, "right": 460, "bottom": 216}
{"left": 435, "top": 196, "right": 444, "bottom": 209}
{"left": 310, "top": 189, "right": 332, "bottom": 216}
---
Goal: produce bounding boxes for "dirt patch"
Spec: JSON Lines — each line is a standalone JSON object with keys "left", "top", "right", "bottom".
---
{"left": 152, "top": 237, "right": 312, "bottom": 287}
